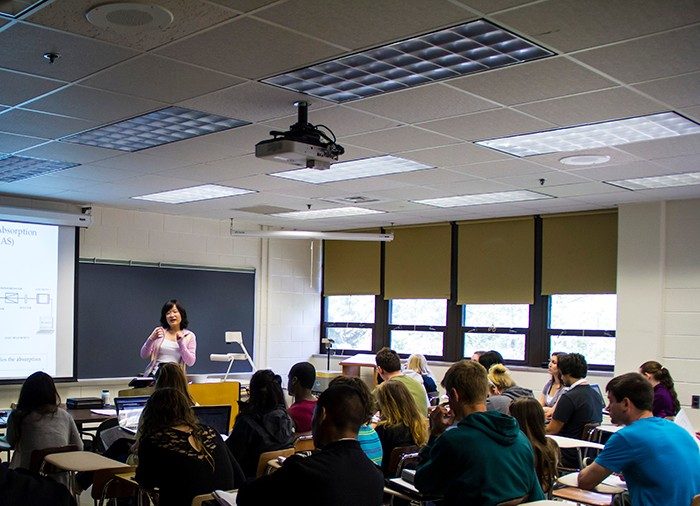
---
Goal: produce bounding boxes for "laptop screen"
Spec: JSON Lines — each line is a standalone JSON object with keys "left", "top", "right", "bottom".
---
{"left": 114, "top": 396, "right": 150, "bottom": 433}
{"left": 193, "top": 405, "right": 231, "bottom": 435}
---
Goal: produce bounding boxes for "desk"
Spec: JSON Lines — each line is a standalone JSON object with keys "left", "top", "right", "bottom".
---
{"left": 339, "top": 353, "right": 377, "bottom": 382}
{"left": 385, "top": 477, "right": 443, "bottom": 505}
{"left": 553, "top": 472, "right": 626, "bottom": 506}
{"left": 65, "top": 407, "right": 115, "bottom": 431}
{"left": 44, "top": 451, "right": 128, "bottom": 503}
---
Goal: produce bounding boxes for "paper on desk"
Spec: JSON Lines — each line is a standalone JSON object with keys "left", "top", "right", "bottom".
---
{"left": 213, "top": 490, "right": 238, "bottom": 505}
{"left": 90, "top": 409, "right": 117, "bottom": 415}
{"left": 674, "top": 409, "right": 700, "bottom": 450}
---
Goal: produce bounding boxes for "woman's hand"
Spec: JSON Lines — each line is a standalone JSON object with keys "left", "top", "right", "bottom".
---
{"left": 176, "top": 331, "right": 184, "bottom": 341}
{"left": 152, "top": 327, "right": 164, "bottom": 341}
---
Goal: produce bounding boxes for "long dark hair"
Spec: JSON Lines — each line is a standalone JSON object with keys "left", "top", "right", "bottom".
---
{"left": 240, "top": 369, "right": 286, "bottom": 415}
{"left": 640, "top": 361, "right": 681, "bottom": 414}
{"left": 510, "top": 397, "right": 559, "bottom": 493}
{"left": 155, "top": 363, "right": 195, "bottom": 405}
{"left": 140, "top": 387, "right": 200, "bottom": 439}
{"left": 159, "top": 299, "right": 188, "bottom": 329}
{"left": 14, "top": 371, "right": 60, "bottom": 439}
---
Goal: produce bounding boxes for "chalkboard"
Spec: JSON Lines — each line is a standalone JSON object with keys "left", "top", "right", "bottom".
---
{"left": 77, "top": 262, "right": 255, "bottom": 379}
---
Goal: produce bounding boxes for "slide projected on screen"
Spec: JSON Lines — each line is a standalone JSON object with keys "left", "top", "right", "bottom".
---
{"left": 0, "top": 219, "right": 74, "bottom": 379}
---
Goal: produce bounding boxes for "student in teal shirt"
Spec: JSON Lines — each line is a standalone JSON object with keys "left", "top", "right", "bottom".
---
{"left": 579, "top": 373, "right": 700, "bottom": 506}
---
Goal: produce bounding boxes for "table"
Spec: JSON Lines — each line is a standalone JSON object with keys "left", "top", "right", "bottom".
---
{"left": 553, "top": 471, "right": 626, "bottom": 506}
{"left": 44, "top": 451, "right": 129, "bottom": 503}
{"left": 64, "top": 407, "right": 116, "bottom": 432}
{"left": 339, "top": 353, "right": 377, "bottom": 383}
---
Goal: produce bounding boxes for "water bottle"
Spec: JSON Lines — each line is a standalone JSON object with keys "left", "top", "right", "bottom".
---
{"left": 101, "top": 389, "right": 110, "bottom": 406}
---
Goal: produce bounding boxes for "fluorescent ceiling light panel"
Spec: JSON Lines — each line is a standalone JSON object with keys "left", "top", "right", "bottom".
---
{"left": 476, "top": 112, "right": 700, "bottom": 157}
{"left": 271, "top": 155, "right": 432, "bottom": 183}
{"left": 132, "top": 184, "right": 254, "bottom": 204}
{"left": 262, "top": 19, "right": 552, "bottom": 103}
{"left": 0, "top": 0, "right": 48, "bottom": 17}
{"left": 63, "top": 106, "right": 250, "bottom": 152}
{"left": 606, "top": 171, "right": 700, "bottom": 190}
{"left": 416, "top": 189, "right": 553, "bottom": 207}
{"left": 0, "top": 154, "right": 79, "bottom": 182}
{"left": 272, "top": 206, "right": 384, "bottom": 219}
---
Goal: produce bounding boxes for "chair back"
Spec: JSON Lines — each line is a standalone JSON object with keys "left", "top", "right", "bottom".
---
{"left": 91, "top": 466, "right": 138, "bottom": 504}
{"left": 188, "top": 381, "right": 240, "bottom": 432}
{"left": 386, "top": 445, "right": 420, "bottom": 478}
{"left": 497, "top": 495, "right": 527, "bottom": 506}
{"left": 29, "top": 444, "right": 80, "bottom": 474}
{"left": 117, "top": 386, "right": 154, "bottom": 398}
{"left": 255, "top": 447, "right": 294, "bottom": 477}
{"left": 191, "top": 493, "right": 214, "bottom": 506}
{"left": 293, "top": 434, "right": 315, "bottom": 453}
{"left": 93, "top": 418, "right": 121, "bottom": 454}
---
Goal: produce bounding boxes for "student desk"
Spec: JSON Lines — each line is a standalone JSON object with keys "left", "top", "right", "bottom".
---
{"left": 552, "top": 472, "right": 626, "bottom": 506}
{"left": 44, "top": 451, "right": 129, "bottom": 503}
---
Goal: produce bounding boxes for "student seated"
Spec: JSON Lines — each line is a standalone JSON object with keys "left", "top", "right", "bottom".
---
{"left": 486, "top": 364, "right": 534, "bottom": 414}
{"left": 477, "top": 350, "right": 504, "bottom": 372}
{"left": 375, "top": 347, "right": 428, "bottom": 416}
{"left": 509, "top": 397, "right": 560, "bottom": 494}
{"left": 4, "top": 371, "right": 83, "bottom": 484}
{"left": 406, "top": 354, "right": 439, "bottom": 399}
{"left": 578, "top": 373, "right": 700, "bottom": 506}
{"left": 236, "top": 382, "right": 385, "bottom": 506}
{"left": 639, "top": 360, "right": 681, "bottom": 418}
{"left": 135, "top": 388, "right": 243, "bottom": 506}
{"left": 226, "top": 369, "right": 294, "bottom": 479}
{"left": 414, "top": 360, "right": 544, "bottom": 505}
{"left": 374, "top": 380, "right": 428, "bottom": 476}
{"left": 287, "top": 361, "right": 317, "bottom": 433}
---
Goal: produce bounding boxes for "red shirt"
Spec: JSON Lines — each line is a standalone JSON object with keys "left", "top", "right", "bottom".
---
{"left": 288, "top": 399, "right": 317, "bottom": 433}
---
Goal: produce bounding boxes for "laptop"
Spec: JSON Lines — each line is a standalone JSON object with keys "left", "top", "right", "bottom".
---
{"left": 114, "top": 396, "right": 150, "bottom": 434}
{"left": 193, "top": 405, "right": 231, "bottom": 436}
{"left": 590, "top": 383, "right": 605, "bottom": 403}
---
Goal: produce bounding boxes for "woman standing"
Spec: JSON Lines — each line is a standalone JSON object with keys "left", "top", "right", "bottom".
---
{"left": 539, "top": 352, "right": 566, "bottom": 419}
{"left": 136, "top": 388, "right": 243, "bottom": 506}
{"left": 140, "top": 299, "right": 196, "bottom": 376}
{"left": 639, "top": 360, "right": 681, "bottom": 418}
{"left": 5, "top": 371, "right": 83, "bottom": 471}
{"left": 374, "top": 380, "right": 428, "bottom": 477}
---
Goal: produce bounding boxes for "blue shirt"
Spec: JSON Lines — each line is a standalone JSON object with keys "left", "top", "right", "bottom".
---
{"left": 357, "top": 424, "right": 383, "bottom": 467}
{"left": 595, "top": 417, "right": 700, "bottom": 506}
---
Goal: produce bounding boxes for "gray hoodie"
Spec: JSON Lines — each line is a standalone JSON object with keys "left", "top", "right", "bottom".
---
{"left": 486, "top": 385, "right": 534, "bottom": 415}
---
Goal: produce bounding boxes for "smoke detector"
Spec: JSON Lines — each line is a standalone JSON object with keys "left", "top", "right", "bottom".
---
{"left": 85, "top": 3, "right": 174, "bottom": 31}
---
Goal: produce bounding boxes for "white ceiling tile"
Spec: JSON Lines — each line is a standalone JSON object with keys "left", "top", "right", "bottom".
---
{"left": 208, "top": 0, "right": 279, "bottom": 13}
{"left": 526, "top": 147, "right": 640, "bottom": 172}
{"left": 419, "top": 109, "right": 555, "bottom": 141}
{"left": 494, "top": 171, "right": 590, "bottom": 189}
{"left": 0, "top": 22, "right": 138, "bottom": 81}
{"left": 92, "top": 152, "right": 193, "bottom": 172}
{"left": 426, "top": 178, "right": 515, "bottom": 194}
{"left": 680, "top": 105, "right": 700, "bottom": 123}
{"left": 573, "top": 25, "right": 700, "bottom": 84}
{"left": 632, "top": 73, "right": 700, "bottom": 109}
{"left": 650, "top": 153, "right": 700, "bottom": 174}
{"left": 449, "top": 159, "right": 549, "bottom": 179}
{"left": 0, "top": 132, "right": 49, "bottom": 153}
{"left": 15, "top": 140, "right": 121, "bottom": 163}
{"left": 0, "top": 69, "right": 65, "bottom": 106}
{"left": 347, "top": 83, "right": 495, "bottom": 123}
{"left": 542, "top": 181, "right": 623, "bottom": 197}
{"left": 384, "top": 168, "right": 473, "bottom": 185}
{"left": 493, "top": 0, "right": 700, "bottom": 52}
{"left": 27, "top": 0, "right": 239, "bottom": 52}
{"left": 449, "top": 57, "right": 617, "bottom": 106}
{"left": 321, "top": 177, "right": 413, "bottom": 193}
{"left": 156, "top": 17, "right": 343, "bottom": 79}
{"left": 400, "top": 142, "right": 510, "bottom": 167}
{"left": 261, "top": 106, "right": 400, "bottom": 137}
{"left": 0, "top": 109, "right": 97, "bottom": 138}
{"left": 616, "top": 133, "right": 700, "bottom": 160}
{"left": 368, "top": 200, "right": 429, "bottom": 213}
{"left": 457, "top": 0, "right": 532, "bottom": 14}
{"left": 23, "top": 85, "right": 164, "bottom": 122}
{"left": 255, "top": 0, "right": 475, "bottom": 50}
{"left": 81, "top": 55, "right": 244, "bottom": 103}
{"left": 180, "top": 82, "right": 332, "bottom": 123}
{"left": 514, "top": 87, "right": 665, "bottom": 127}
{"left": 53, "top": 164, "right": 146, "bottom": 182}
{"left": 342, "top": 126, "right": 460, "bottom": 153}
{"left": 567, "top": 160, "right": 685, "bottom": 181}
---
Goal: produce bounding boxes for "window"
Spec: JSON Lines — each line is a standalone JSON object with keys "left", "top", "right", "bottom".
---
{"left": 463, "top": 304, "right": 529, "bottom": 361}
{"left": 323, "top": 295, "right": 375, "bottom": 352}
{"left": 389, "top": 299, "right": 446, "bottom": 356}
{"left": 548, "top": 294, "right": 616, "bottom": 366}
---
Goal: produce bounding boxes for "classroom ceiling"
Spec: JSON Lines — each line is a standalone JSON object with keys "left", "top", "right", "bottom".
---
{"left": 1, "top": 0, "right": 699, "bottom": 231}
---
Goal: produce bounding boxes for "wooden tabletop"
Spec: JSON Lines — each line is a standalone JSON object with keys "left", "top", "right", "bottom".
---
{"left": 44, "top": 451, "right": 129, "bottom": 472}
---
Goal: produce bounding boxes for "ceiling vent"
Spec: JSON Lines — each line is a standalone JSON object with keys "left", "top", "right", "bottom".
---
{"left": 85, "top": 2, "right": 174, "bottom": 31}
{"left": 325, "top": 196, "right": 381, "bottom": 205}
{"left": 234, "top": 205, "right": 297, "bottom": 215}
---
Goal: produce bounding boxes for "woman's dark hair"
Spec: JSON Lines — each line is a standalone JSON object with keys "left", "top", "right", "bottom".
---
{"left": 509, "top": 397, "right": 559, "bottom": 492}
{"left": 155, "top": 363, "right": 195, "bottom": 405}
{"left": 548, "top": 351, "right": 567, "bottom": 383}
{"left": 240, "top": 369, "right": 286, "bottom": 415}
{"left": 140, "top": 387, "right": 200, "bottom": 439}
{"left": 639, "top": 362, "right": 680, "bottom": 414}
{"left": 159, "top": 299, "right": 188, "bottom": 330}
{"left": 14, "top": 371, "right": 60, "bottom": 439}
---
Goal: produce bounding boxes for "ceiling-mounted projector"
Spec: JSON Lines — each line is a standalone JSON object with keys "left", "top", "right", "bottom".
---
{"left": 255, "top": 101, "right": 344, "bottom": 170}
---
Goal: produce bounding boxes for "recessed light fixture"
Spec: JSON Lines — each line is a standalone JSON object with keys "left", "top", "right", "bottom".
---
{"left": 0, "top": 154, "right": 79, "bottom": 182}
{"left": 262, "top": 19, "right": 552, "bottom": 103}
{"left": 63, "top": 106, "right": 250, "bottom": 152}
{"left": 271, "top": 155, "right": 432, "bottom": 184}
{"left": 132, "top": 184, "right": 254, "bottom": 204}
{"left": 476, "top": 112, "right": 700, "bottom": 157}
{"left": 415, "top": 189, "right": 553, "bottom": 207}
{"left": 559, "top": 154, "right": 611, "bottom": 166}
{"left": 272, "top": 207, "right": 384, "bottom": 219}
{"left": 85, "top": 2, "right": 174, "bottom": 31}
{"left": 605, "top": 171, "right": 700, "bottom": 190}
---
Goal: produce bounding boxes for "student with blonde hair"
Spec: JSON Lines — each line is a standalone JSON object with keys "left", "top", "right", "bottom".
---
{"left": 487, "top": 364, "right": 534, "bottom": 414}
{"left": 374, "top": 380, "right": 428, "bottom": 476}
{"left": 406, "top": 354, "right": 438, "bottom": 399}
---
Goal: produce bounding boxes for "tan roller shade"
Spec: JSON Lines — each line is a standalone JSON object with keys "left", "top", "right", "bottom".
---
{"left": 542, "top": 210, "right": 618, "bottom": 295}
{"left": 384, "top": 224, "right": 451, "bottom": 299}
{"left": 323, "top": 233, "right": 381, "bottom": 295}
{"left": 457, "top": 217, "right": 534, "bottom": 304}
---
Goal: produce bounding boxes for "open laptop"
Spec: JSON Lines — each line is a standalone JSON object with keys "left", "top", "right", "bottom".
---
{"left": 114, "top": 396, "right": 150, "bottom": 434}
{"left": 193, "top": 405, "right": 231, "bottom": 437}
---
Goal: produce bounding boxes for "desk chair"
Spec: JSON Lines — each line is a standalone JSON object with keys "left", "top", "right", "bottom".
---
{"left": 497, "top": 495, "right": 528, "bottom": 506}
{"left": 117, "top": 387, "right": 154, "bottom": 398}
{"left": 293, "top": 434, "right": 314, "bottom": 453}
{"left": 30, "top": 444, "right": 80, "bottom": 475}
{"left": 551, "top": 486, "right": 614, "bottom": 506}
{"left": 191, "top": 493, "right": 214, "bottom": 506}
{"left": 386, "top": 445, "right": 420, "bottom": 478}
{"left": 92, "top": 465, "right": 138, "bottom": 506}
{"left": 547, "top": 435, "right": 604, "bottom": 472}
{"left": 255, "top": 448, "right": 294, "bottom": 477}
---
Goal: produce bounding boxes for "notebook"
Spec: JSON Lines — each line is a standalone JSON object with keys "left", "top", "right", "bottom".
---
{"left": 114, "top": 396, "right": 150, "bottom": 434}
